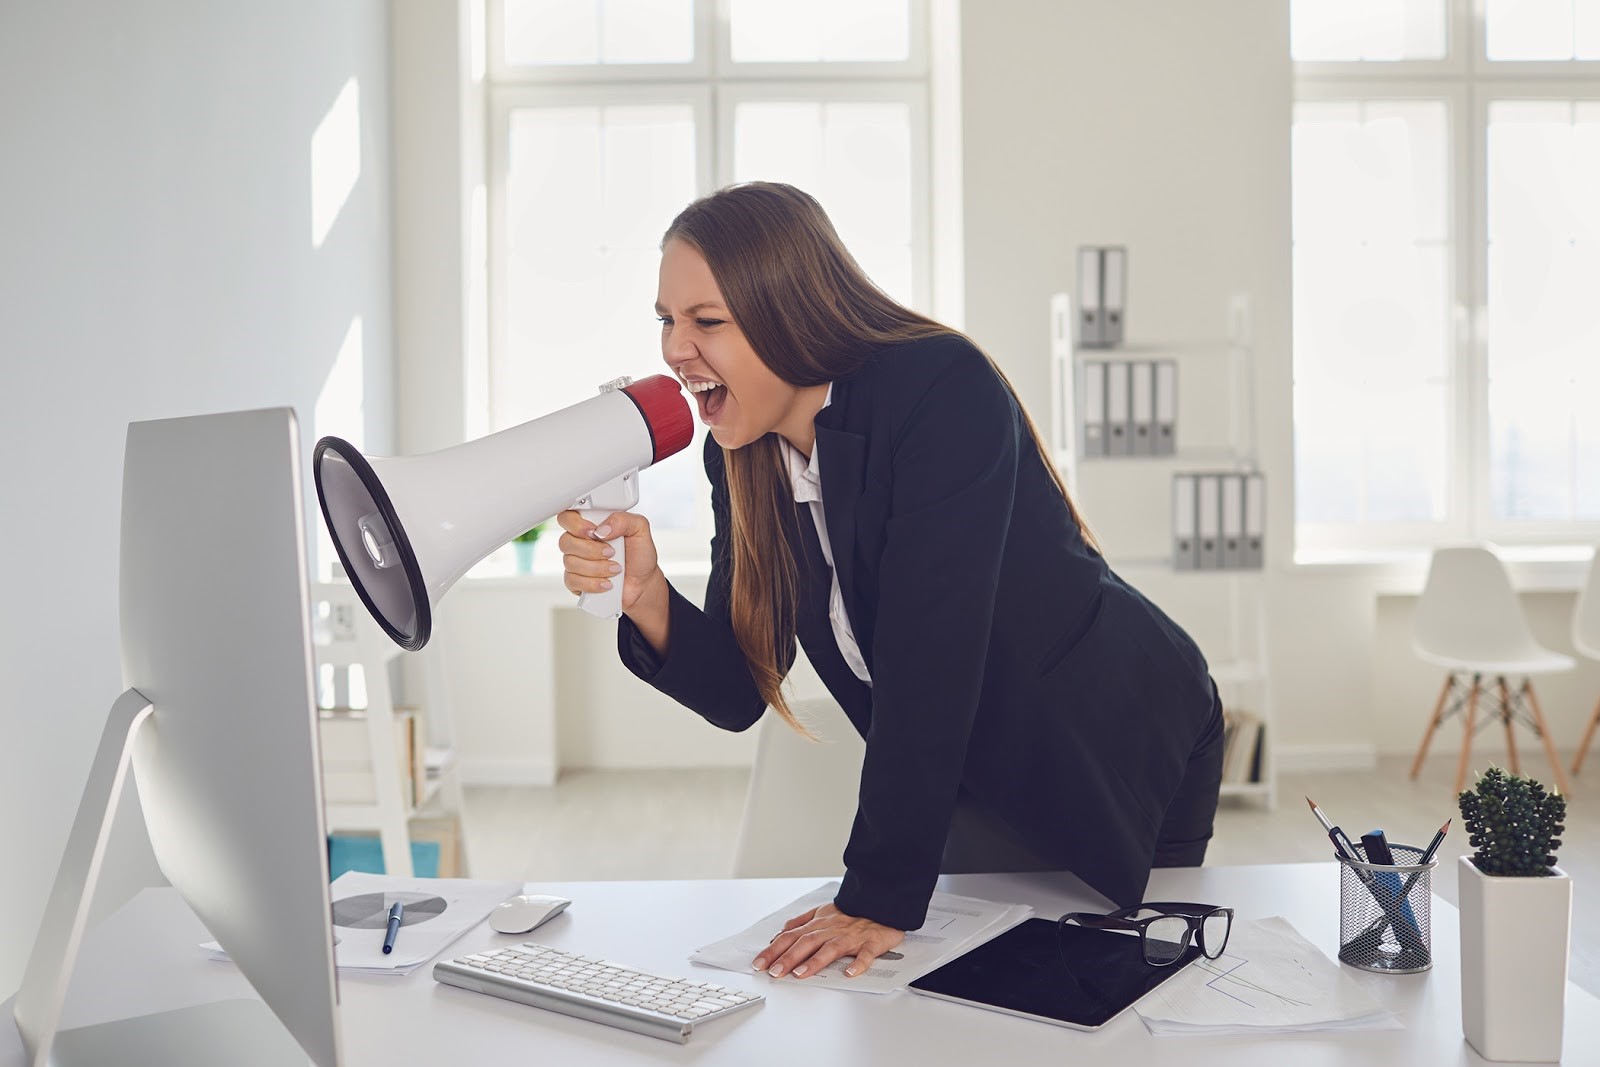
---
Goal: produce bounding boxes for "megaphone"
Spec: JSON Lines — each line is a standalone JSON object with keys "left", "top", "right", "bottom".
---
{"left": 313, "top": 374, "right": 693, "bottom": 651}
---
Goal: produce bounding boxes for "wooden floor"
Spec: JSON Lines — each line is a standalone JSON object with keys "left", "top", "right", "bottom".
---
{"left": 461, "top": 753, "right": 1600, "bottom": 996}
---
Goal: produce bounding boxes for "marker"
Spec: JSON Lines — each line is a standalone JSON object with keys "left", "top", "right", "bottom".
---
{"left": 1360, "top": 829, "right": 1395, "bottom": 866}
{"left": 1361, "top": 828, "right": 1421, "bottom": 937}
{"left": 382, "top": 900, "right": 404, "bottom": 955}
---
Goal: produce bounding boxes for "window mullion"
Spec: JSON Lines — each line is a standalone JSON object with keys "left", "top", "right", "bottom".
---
{"left": 698, "top": 84, "right": 718, "bottom": 198}
{"left": 711, "top": 82, "right": 733, "bottom": 189}
{"left": 1461, "top": 80, "right": 1485, "bottom": 544}
{"left": 710, "top": 0, "right": 732, "bottom": 78}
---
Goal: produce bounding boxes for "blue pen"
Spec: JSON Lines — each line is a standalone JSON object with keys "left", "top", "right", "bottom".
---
{"left": 382, "top": 900, "right": 404, "bottom": 955}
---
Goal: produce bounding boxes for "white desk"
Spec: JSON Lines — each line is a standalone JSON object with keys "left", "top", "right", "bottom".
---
{"left": 5, "top": 864, "right": 1597, "bottom": 1065}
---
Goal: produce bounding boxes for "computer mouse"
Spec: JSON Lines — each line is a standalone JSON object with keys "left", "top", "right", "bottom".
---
{"left": 489, "top": 894, "right": 572, "bottom": 935}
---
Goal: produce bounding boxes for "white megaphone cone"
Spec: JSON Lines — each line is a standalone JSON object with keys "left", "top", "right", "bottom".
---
{"left": 313, "top": 374, "right": 693, "bottom": 650}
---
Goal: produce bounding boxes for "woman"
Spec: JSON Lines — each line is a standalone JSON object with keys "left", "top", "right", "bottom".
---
{"left": 557, "top": 182, "right": 1223, "bottom": 982}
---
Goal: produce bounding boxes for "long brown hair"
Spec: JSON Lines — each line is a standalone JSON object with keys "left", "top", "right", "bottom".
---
{"left": 663, "top": 182, "right": 1093, "bottom": 735}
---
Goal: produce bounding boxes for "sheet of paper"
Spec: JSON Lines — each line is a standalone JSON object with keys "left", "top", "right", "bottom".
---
{"left": 1135, "top": 916, "right": 1402, "bottom": 1036}
{"left": 690, "top": 881, "right": 1032, "bottom": 994}
{"left": 203, "top": 872, "right": 522, "bottom": 976}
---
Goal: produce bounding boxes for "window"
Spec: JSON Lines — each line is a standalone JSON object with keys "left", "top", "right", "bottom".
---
{"left": 1292, "top": 0, "right": 1600, "bottom": 553}
{"left": 1290, "top": 0, "right": 1449, "bottom": 62}
{"left": 1486, "top": 99, "right": 1600, "bottom": 522}
{"left": 1485, "top": 0, "right": 1600, "bottom": 61}
{"left": 486, "top": 1, "right": 931, "bottom": 564}
{"left": 1293, "top": 98, "right": 1453, "bottom": 532}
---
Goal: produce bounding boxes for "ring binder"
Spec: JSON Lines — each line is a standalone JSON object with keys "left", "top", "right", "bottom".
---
{"left": 1102, "top": 247, "right": 1126, "bottom": 347}
{"left": 1130, "top": 361, "right": 1154, "bottom": 456}
{"left": 1173, "top": 474, "right": 1197, "bottom": 570}
{"left": 1106, "top": 361, "right": 1131, "bottom": 456}
{"left": 1222, "top": 473, "right": 1244, "bottom": 569}
{"left": 1244, "top": 472, "right": 1265, "bottom": 569}
{"left": 1081, "top": 361, "right": 1106, "bottom": 457}
{"left": 1154, "top": 360, "right": 1176, "bottom": 456}
{"left": 1197, "top": 474, "right": 1221, "bottom": 570}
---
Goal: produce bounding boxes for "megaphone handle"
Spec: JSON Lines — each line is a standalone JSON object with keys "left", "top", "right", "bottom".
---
{"left": 576, "top": 508, "right": 624, "bottom": 620}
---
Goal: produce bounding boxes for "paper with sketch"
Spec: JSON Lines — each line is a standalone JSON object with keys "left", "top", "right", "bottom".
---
{"left": 1135, "top": 916, "right": 1402, "bottom": 1036}
{"left": 203, "top": 872, "right": 521, "bottom": 976}
{"left": 690, "top": 881, "right": 1033, "bottom": 994}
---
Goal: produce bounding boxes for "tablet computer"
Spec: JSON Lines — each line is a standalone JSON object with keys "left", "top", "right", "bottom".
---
{"left": 907, "top": 917, "right": 1199, "bottom": 1031}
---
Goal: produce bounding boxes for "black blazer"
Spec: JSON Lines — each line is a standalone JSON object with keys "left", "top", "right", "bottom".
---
{"left": 618, "top": 334, "right": 1216, "bottom": 931}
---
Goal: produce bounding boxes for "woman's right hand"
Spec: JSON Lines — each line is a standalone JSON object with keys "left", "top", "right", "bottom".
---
{"left": 555, "top": 509, "right": 666, "bottom": 617}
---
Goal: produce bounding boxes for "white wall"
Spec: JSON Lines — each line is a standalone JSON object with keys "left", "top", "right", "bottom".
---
{"left": 391, "top": 0, "right": 481, "bottom": 456}
{"left": 0, "top": 0, "right": 393, "bottom": 997}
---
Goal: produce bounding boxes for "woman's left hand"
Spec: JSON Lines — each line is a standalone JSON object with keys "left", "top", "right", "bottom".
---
{"left": 752, "top": 902, "right": 905, "bottom": 979}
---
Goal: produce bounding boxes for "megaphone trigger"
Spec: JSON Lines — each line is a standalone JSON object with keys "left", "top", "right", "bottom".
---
{"left": 574, "top": 470, "right": 640, "bottom": 621}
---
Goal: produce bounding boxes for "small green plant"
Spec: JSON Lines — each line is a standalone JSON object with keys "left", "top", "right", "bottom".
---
{"left": 514, "top": 522, "right": 547, "bottom": 544}
{"left": 1458, "top": 767, "right": 1566, "bottom": 877}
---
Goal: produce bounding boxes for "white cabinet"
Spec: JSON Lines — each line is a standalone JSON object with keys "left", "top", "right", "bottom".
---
{"left": 309, "top": 582, "right": 470, "bottom": 875}
{"left": 1049, "top": 293, "right": 1276, "bottom": 807}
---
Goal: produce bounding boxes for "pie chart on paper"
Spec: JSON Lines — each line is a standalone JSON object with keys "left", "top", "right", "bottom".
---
{"left": 332, "top": 891, "right": 448, "bottom": 929}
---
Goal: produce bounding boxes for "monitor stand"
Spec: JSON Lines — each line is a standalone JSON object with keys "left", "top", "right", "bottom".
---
{"left": 49, "top": 1001, "right": 311, "bottom": 1067}
{"left": 12, "top": 690, "right": 313, "bottom": 1067}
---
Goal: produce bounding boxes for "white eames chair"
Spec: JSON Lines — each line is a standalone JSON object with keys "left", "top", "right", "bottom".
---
{"left": 1570, "top": 546, "right": 1600, "bottom": 777}
{"left": 731, "top": 697, "right": 865, "bottom": 878}
{"left": 1409, "top": 546, "right": 1574, "bottom": 796}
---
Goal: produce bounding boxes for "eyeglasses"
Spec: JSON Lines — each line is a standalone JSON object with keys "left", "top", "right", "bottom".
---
{"left": 1058, "top": 902, "right": 1234, "bottom": 967}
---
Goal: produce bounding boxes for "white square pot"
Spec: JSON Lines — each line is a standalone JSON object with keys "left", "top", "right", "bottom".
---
{"left": 1458, "top": 855, "right": 1572, "bottom": 1062}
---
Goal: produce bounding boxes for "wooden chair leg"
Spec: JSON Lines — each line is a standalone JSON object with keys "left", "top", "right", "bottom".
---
{"left": 1411, "top": 673, "right": 1456, "bottom": 779}
{"left": 1573, "top": 691, "right": 1600, "bottom": 777}
{"left": 1522, "top": 680, "right": 1573, "bottom": 796}
{"left": 1454, "top": 674, "right": 1482, "bottom": 796}
{"left": 1497, "top": 675, "right": 1521, "bottom": 776}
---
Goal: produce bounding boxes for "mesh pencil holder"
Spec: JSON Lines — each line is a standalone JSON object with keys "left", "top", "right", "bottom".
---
{"left": 1337, "top": 844, "right": 1435, "bottom": 974}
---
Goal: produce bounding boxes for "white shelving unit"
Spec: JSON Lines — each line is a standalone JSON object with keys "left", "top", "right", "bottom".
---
{"left": 310, "top": 581, "right": 470, "bottom": 876}
{"left": 1049, "top": 292, "right": 1276, "bottom": 808}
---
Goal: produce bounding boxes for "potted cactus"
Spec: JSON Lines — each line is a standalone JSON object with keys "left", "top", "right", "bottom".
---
{"left": 1457, "top": 767, "right": 1571, "bottom": 1062}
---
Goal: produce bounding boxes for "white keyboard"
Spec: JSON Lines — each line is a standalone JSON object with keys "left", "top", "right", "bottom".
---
{"left": 432, "top": 942, "right": 765, "bottom": 1044}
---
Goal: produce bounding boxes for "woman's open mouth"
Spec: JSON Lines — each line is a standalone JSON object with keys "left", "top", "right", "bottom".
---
{"left": 687, "top": 379, "right": 727, "bottom": 424}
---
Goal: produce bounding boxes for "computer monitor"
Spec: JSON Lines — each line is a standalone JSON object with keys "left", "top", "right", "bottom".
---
{"left": 13, "top": 408, "right": 341, "bottom": 1066}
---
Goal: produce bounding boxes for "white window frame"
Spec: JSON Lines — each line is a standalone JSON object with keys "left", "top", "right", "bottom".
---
{"left": 1472, "top": 80, "right": 1600, "bottom": 543}
{"left": 484, "top": 80, "right": 716, "bottom": 423}
{"left": 488, "top": 1, "right": 929, "bottom": 82}
{"left": 1473, "top": 0, "right": 1600, "bottom": 77}
{"left": 1293, "top": 0, "right": 1600, "bottom": 553}
{"left": 487, "top": 1, "right": 716, "bottom": 83}
{"left": 1291, "top": 0, "right": 1469, "bottom": 78}
{"left": 1291, "top": 83, "right": 1469, "bottom": 554}
{"left": 484, "top": 1, "right": 935, "bottom": 565}
{"left": 711, "top": 2, "right": 929, "bottom": 80}
{"left": 715, "top": 79, "right": 931, "bottom": 304}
